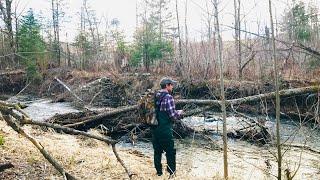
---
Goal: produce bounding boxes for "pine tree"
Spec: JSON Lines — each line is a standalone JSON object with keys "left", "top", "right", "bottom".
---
{"left": 282, "top": 1, "right": 312, "bottom": 42}
{"left": 17, "top": 9, "right": 46, "bottom": 81}
{"left": 130, "top": 0, "right": 174, "bottom": 71}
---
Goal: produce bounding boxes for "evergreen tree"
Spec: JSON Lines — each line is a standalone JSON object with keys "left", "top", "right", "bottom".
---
{"left": 129, "top": 0, "right": 174, "bottom": 71}
{"left": 73, "top": 31, "right": 93, "bottom": 70}
{"left": 17, "top": 9, "right": 46, "bottom": 81}
{"left": 130, "top": 23, "right": 173, "bottom": 71}
{"left": 282, "top": 1, "right": 311, "bottom": 42}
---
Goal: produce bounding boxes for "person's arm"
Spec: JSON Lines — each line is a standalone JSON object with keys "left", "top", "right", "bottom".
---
{"left": 166, "top": 95, "right": 182, "bottom": 120}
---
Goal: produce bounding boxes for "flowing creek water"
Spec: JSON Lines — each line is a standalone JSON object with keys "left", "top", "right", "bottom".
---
{"left": 5, "top": 96, "right": 320, "bottom": 179}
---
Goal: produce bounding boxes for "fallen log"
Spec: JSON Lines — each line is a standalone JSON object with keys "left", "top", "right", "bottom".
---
{"left": 177, "top": 86, "right": 320, "bottom": 106}
{"left": 64, "top": 105, "right": 140, "bottom": 128}
{"left": 55, "top": 86, "right": 320, "bottom": 128}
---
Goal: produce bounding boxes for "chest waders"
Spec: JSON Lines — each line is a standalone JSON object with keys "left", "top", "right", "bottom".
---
{"left": 151, "top": 92, "right": 176, "bottom": 175}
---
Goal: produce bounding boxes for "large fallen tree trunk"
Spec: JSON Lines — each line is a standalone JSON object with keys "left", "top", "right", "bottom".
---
{"left": 177, "top": 86, "right": 320, "bottom": 106}
{"left": 55, "top": 86, "right": 320, "bottom": 128}
{"left": 64, "top": 105, "right": 139, "bottom": 128}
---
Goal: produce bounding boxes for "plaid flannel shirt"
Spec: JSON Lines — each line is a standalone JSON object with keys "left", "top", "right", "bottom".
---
{"left": 158, "top": 90, "right": 180, "bottom": 120}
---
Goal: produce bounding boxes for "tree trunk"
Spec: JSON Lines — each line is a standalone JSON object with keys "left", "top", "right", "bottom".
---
{"left": 184, "top": 0, "right": 189, "bottom": 79}
{"left": 175, "top": 0, "right": 183, "bottom": 76}
{"left": 213, "top": 0, "right": 228, "bottom": 178}
{"left": 51, "top": 0, "right": 60, "bottom": 66}
{"left": 0, "top": 0, "right": 15, "bottom": 53}
{"left": 234, "top": 0, "right": 242, "bottom": 80}
{"left": 177, "top": 86, "right": 320, "bottom": 106}
{"left": 268, "top": 0, "right": 282, "bottom": 179}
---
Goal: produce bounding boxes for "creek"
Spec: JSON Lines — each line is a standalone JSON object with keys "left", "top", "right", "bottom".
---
{"left": 5, "top": 95, "right": 320, "bottom": 179}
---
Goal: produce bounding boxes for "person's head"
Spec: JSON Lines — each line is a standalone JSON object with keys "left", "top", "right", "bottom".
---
{"left": 160, "top": 77, "right": 177, "bottom": 93}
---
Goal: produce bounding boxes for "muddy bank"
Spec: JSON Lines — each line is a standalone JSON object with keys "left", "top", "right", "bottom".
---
{"left": 0, "top": 70, "right": 26, "bottom": 94}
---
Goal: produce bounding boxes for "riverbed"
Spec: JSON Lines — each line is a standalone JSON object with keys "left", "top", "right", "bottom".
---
{"left": 5, "top": 96, "right": 320, "bottom": 179}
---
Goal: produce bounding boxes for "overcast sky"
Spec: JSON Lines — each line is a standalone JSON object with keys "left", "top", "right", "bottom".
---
{"left": 19, "top": 0, "right": 319, "bottom": 42}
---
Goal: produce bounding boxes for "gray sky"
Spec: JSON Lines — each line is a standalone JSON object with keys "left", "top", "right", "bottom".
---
{"left": 19, "top": 0, "right": 319, "bottom": 42}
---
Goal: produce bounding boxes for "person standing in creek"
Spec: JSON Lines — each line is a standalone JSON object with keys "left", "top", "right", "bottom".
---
{"left": 151, "top": 77, "right": 183, "bottom": 178}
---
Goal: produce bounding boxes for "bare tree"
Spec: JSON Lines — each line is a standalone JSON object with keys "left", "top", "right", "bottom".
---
{"left": 203, "top": 1, "right": 214, "bottom": 79}
{"left": 0, "top": 0, "right": 14, "bottom": 53}
{"left": 213, "top": 0, "right": 228, "bottom": 178}
{"left": 51, "top": 0, "right": 61, "bottom": 66}
{"left": 268, "top": 0, "right": 282, "bottom": 179}
{"left": 175, "top": 0, "right": 183, "bottom": 76}
{"left": 234, "top": 0, "right": 242, "bottom": 79}
{"left": 184, "top": 0, "right": 189, "bottom": 79}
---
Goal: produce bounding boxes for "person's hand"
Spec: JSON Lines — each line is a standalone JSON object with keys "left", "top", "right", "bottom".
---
{"left": 177, "top": 110, "right": 184, "bottom": 116}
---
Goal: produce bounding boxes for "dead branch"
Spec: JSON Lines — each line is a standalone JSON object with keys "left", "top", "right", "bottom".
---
{"left": 240, "top": 50, "right": 256, "bottom": 72}
{"left": 111, "top": 144, "right": 135, "bottom": 178}
{"left": 281, "top": 143, "right": 320, "bottom": 155}
{"left": 20, "top": 118, "right": 117, "bottom": 145}
{"left": 20, "top": 118, "right": 133, "bottom": 178}
{"left": 54, "top": 77, "right": 84, "bottom": 103}
{"left": 64, "top": 105, "right": 139, "bottom": 128}
{"left": 0, "top": 69, "right": 25, "bottom": 76}
{"left": 0, "top": 113, "right": 77, "bottom": 180}
{"left": 52, "top": 86, "right": 320, "bottom": 128}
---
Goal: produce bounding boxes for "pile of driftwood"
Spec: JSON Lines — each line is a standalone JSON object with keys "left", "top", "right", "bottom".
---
{"left": 53, "top": 74, "right": 155, "bottom": 108}
{"left": 48, "top": 90, "right": 195, "bottom": 140}
{"left": 54, "top": 77, "right": 129, "bottom": 107}
{"left": 48, "top": 84, "right": 320, "bottom": 145}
